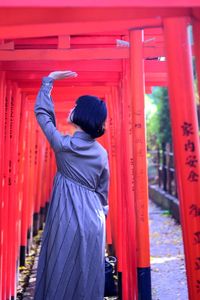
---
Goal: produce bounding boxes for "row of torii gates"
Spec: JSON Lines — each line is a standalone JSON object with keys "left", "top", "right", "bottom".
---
{"left": 1, "top": 1, "right": 200, "bottom": 300}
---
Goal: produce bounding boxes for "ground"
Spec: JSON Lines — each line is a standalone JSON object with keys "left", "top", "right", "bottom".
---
{"left": 149, "top": 200, "right": 188, "bottom": 300}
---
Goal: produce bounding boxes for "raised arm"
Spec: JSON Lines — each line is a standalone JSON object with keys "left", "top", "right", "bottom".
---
{"left": 34, "top": 76, "right": 62, "bottom": 152}
{"left": 96, "top": 156, "right": 110, "bottom": 216}
{"left": 34, "top": 71, "right": 77, "bottom": 152}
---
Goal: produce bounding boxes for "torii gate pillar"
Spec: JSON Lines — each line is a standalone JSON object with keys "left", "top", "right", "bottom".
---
{"left": 129, "top": 30, "right": 151, "bottom": 300}
{"left": 164, "top": 17, "right": 200, "bottom": 300}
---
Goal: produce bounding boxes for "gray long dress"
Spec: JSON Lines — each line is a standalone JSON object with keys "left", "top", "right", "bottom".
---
{"left": 33, "top": 76, "right": 109, "bottom": 300}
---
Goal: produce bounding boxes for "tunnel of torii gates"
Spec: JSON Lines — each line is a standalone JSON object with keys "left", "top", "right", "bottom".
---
{"left": 2, "top": 1, "right": 200, "bottom": 300}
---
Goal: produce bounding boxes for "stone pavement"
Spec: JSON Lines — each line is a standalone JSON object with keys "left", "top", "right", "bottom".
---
{"left": 17, "top": 199, "right": 188, "bottom": 300}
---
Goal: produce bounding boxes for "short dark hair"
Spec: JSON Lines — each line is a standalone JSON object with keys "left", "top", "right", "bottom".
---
{"left": 71, "top": 95, "right": 107, "bottom": 138}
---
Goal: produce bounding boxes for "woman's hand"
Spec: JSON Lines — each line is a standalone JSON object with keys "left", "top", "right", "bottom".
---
{"left": 48, "top": 70, "right": 78, "bottom": 80}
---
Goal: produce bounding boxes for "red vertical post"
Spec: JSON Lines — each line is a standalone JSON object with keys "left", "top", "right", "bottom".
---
{"left": 106, "top": 92, "right": 118, "bottom": 251}
{"left": 121, "top": 59, "right": 138, "bottom": 300}
{"left": 27, "top": 110, "right": 36, "bottom": 239}
{"left": 164, "top": 17, "right": 200, "bottom": 300}
{"left": 106, "top": 89, "right": 125, "bottom": 298}
{"left": 8, "top": 83, "right": 15, "bottom": 298}
{"left": 27, "top": 111, "right": 36, "bottom": 249}
{"left": 9, "top": 82, "right": 19, "bottom": 298}
{"left": 114, "top": 88, "right": 123, "bottom": 275}
{"left": 33, "top": 125, "right": 40, "bottom": 236}
{"left": 0, "top": 72, "right": 5, "bottom": 300}
{"left": 121, "top": 63, "right": 131, "bottom": 300}
{"left": 18, "top": 94, "right": 28, "bottom": 266}
{"left": 15, "top": 88, "right": 22, "bottom": 246}
{"left": 4, "top": 82, "right": 12, "bottom": 300}
{"left": 99, "top": 95, "right": 112, "bottom": 247}
{"left": 111, "top": 87, "right": 123, "bottom": 272}
{"left": 129, "top": 30, "right": 152, "bottom": 300}
{"left": 12, "top": 85, "right": 18, "bottom": 290}
{"left": 20, "top": 108, "right": 30, "bottom": 266}
{"left": 1, "top": 79, "right": 7, "bottom": 300}
{"left": 98, "top": 124, "right": 113, "bottom": 247}
{"left": 36, "top": 130, "right": 45, "bottom": 231}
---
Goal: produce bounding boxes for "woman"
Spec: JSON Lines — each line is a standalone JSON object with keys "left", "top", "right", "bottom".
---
{"left": 33, "top": 71, "right": 110, "bottom": 300}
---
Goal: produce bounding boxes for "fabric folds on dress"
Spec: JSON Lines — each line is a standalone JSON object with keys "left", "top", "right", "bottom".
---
{"left": 33, "top": 77, "right": 109, "bottom": 300}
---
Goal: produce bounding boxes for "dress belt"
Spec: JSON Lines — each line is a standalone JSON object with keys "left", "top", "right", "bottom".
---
{"left": 57, "top": 171, "right": 96, "bottom": 192}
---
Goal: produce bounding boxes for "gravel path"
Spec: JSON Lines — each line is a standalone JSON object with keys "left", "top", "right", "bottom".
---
{"left": 18, "top": 199, "right": 188, "bottom": 300}
{"left": 149, "top": 200, "right": 188, "bottom": 300}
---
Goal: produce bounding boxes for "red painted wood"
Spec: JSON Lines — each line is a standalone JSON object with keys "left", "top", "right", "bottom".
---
{"left": 0, "top": 72, "right": 5, "bottom": 300}
{"left": 10, "top": 84, "right": 21, "bottom": 297}
{"left": 0, "top": 19, "right": 162, "bottom": 39}
{"left": 0, "top": 0, "right": 197, "bottom": 7}
{"left": 113, "top": 87, "right": 123, "bottom": 273}
{"left": 0, "top": 60, "right": 167, "bottom": 74}
{"left": 121, "top": 59, "right": 138, "bottom": 300}
{"left": 1, "top": 4, "right": 199, "bottom": 300}
{"left": 27, "top": 110, "right": 36, "bottom": 239}
{"left": 1, "top": 79, "right": 7, "bottom": 300}
{"left": 20, "top": 102, "right": 29, "bottom": 254}
{"left": 14, "top": 36, "right": 121, "bottom": 46}
{"left": 164, "top": 17, "right": 200, "bottom": 300}
{"left": 58, "top": 35, "right": 70, "bottom": 49}
{"left": 23, "top": 86, "right": 112, "bottom": 96}
{"left": 4, "top": 81, "right": 12, "bottom": 299}
{"left": 0, "top": 60, "right": 123, "bottom": 72}
{"left": 0, "top": 8, "right": 192, "bottom": 31}
{"left": 0, "top": 48, "right": 129, "bottom": 60}
{"left": 5, "top": 71, "right": 121, "bottom": 81}
{"left": 0, "top": 42, "right": 14, "bottom": 49}
{"left": 106, "top": 90, "right": 121, "bottom": 270}
{"left": 130, "top": 30, "right": 151, "bottom": 269}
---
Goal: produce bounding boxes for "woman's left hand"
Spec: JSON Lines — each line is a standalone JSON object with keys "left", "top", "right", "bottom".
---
{"left": 48, "top": 70, "right": 78, "bottom": 80}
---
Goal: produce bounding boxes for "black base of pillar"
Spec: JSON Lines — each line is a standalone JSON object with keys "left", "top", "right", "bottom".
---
{"left": 27, "top": 226, "right": 33, "bottom": 255}
{"left": 27, "top": 226, "right": 31, "bottom": 240}
{"left": 44, "top": 202, "right": 49, "bottom": 222}
{"left": 137, "top": 267, "right": 152, "bottom": 300}
{"left": 118, "top": 271, "right": 122, "bottom": 300}
{"left": 39, "top": 206, "right": 45, "bottom": 230}
{"left": 33, "top": 212, "right": 39, "bottom": 237}
{"left": 11, "top": 296, "right": 15, "bottom": 300}
{"left": 20, "top": 245, "right": 26, "bottom": 267}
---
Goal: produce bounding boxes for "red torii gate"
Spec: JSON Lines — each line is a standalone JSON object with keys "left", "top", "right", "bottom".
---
{"left": 0, "top": 2, "right": 200, "bottom": 300}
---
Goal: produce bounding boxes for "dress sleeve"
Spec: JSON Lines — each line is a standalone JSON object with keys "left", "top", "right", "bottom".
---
{"left": 96, "top": 156, "right": 110, "bottom": 216}
{"left": 34, "top": 76, "right": 63, "bottom": 152}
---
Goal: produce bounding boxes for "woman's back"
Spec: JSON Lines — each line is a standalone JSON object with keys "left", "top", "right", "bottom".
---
{"left": 55, "top": 131, "right": 107, "bottom": 191}
{"left": 33, "top": 73, "right": 109, "bottom": 300}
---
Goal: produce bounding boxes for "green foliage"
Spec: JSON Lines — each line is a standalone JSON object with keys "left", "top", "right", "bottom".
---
{"left": 146, "top": 57, "right": 200, "bottom": 150}
{"left": 145, "top": 87, "right": 172, "bottom": 150}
